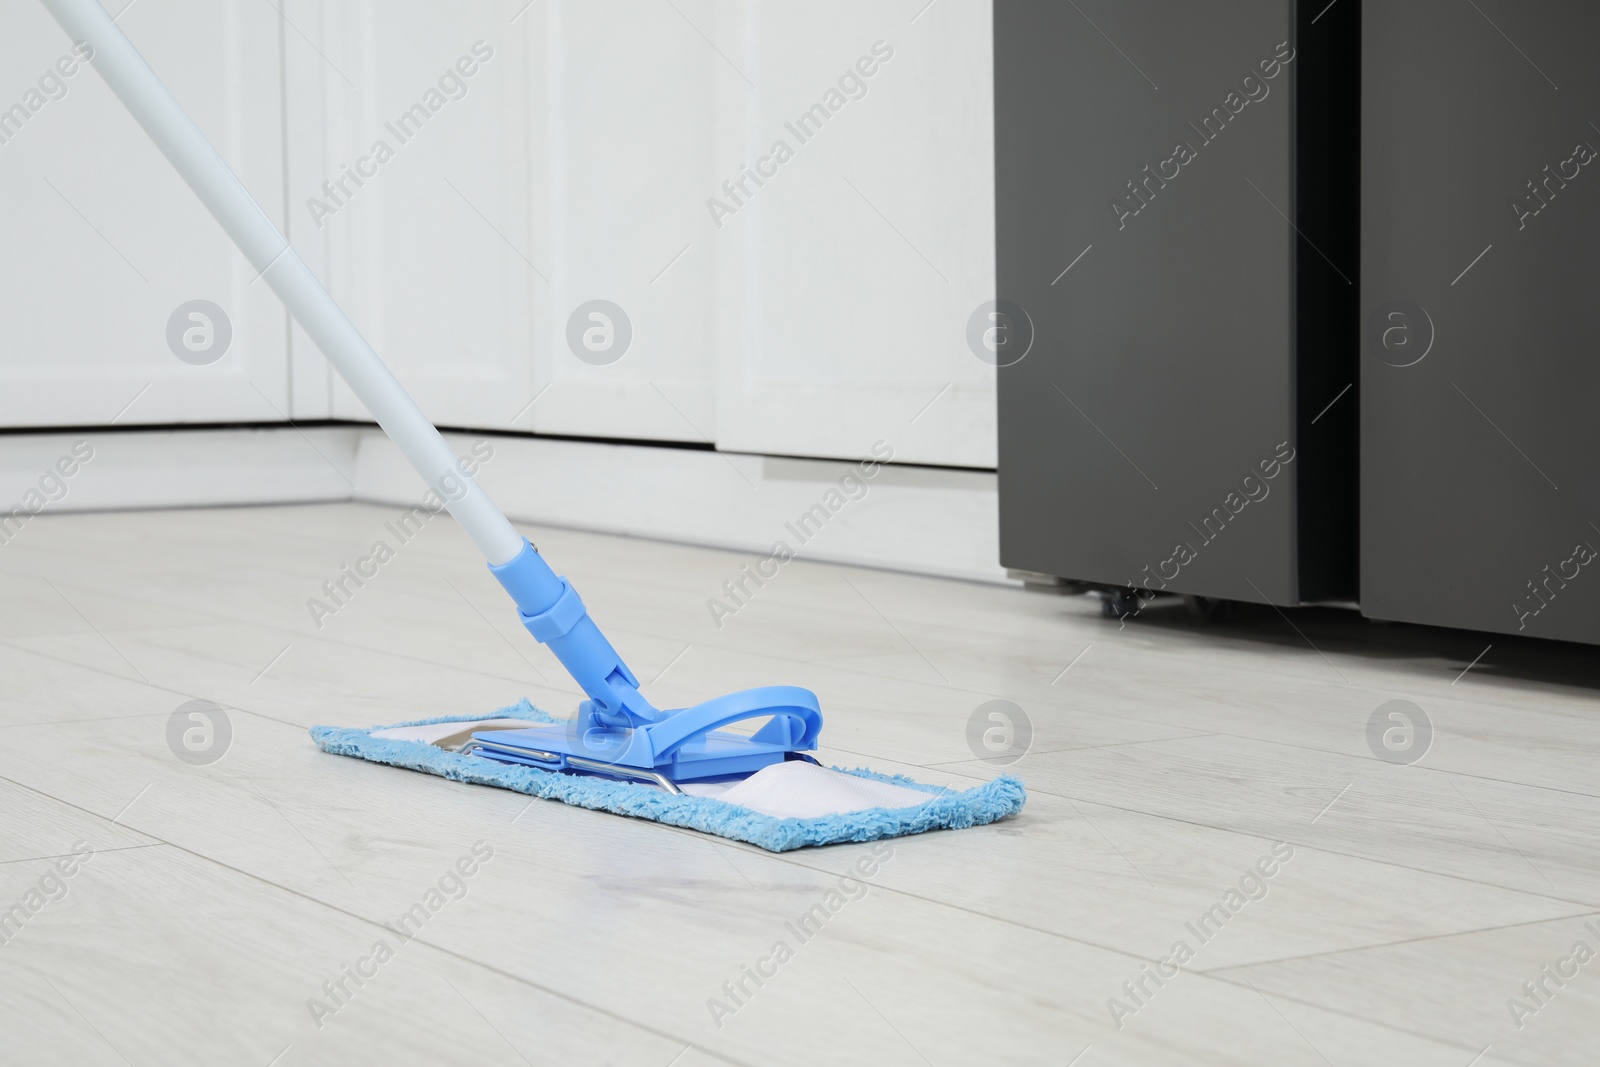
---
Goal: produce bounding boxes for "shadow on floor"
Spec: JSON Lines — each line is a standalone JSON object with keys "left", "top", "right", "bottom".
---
{"left": 1077, "top": 592, "right": 1600, "bottom": 695}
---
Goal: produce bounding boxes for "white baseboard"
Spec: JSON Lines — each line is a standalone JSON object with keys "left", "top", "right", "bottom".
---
{"left": 357, "top": 432, "right": 1006, "bottom": 583}
{"left": 0, "top": 427, "right": 1006, "bottom": 582}
{"left": 0, "top": 427, "right": 358, "bottom": 520}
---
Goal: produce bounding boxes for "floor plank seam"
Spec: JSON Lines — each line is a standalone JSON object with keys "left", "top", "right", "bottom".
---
{"left": 0, "top": 842, "right": 168, "bottom": 868}
{"left": 0, "top": 770, "right": 757, "bottom": 1067}
{"left": 1194, "top": 909, "right": 1600, "bottom": 974}
{"left": 1196, "top": 969, "right": 1545, "bottom": 1067}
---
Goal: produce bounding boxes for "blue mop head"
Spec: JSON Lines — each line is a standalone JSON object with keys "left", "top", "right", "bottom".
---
{"left": 309, "top": 700, "right": 1026, "bottom": 852}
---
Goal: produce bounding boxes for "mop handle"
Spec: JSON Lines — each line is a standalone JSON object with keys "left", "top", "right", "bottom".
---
{"left": 40, "top": 0, "right": 526, "bottom": 567}
{"left": 47, "top": 0, "right": 668, "bottom": 727}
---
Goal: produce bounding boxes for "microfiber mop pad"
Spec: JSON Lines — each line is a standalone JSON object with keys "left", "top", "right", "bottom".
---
{"left": 310, "top": 702, "right": 1025, "bottom": 853}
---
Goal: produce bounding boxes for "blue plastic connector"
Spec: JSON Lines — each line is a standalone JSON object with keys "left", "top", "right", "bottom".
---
{"left": 489, "top": 540, "right": 661, "bottom": 729}
{"left": 483, "top": 539, "right": 822, "bottom": 786}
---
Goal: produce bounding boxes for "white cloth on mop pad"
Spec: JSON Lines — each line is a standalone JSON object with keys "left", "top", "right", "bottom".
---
{"left": 678, "top": 759, "right": 935, "bottom": 818}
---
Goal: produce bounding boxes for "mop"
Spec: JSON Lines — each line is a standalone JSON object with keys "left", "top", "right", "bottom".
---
{"left": 44, "top": 0, "right": 1024, "bottom": 850}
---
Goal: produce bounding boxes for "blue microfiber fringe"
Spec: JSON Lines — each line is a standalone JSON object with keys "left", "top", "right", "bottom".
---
{"left": 309, "top": 699, "right": 1025, "bottom": 852}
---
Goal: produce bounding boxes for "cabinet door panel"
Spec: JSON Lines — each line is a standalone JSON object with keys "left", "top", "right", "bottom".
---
{"left": 0, "top": 0, "right": 288, "bottom": 428}
{"left": 713, "top": 2, "right": 998, "bottom": 467}
{"left": 306, "top": 0, "right": 717, "bottom": 442}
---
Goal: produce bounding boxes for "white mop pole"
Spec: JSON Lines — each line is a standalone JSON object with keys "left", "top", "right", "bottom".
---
{"left": 41, "top": 0, "right": 527, "bottom": 567}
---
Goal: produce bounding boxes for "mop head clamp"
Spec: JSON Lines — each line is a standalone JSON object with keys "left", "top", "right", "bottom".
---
{"left": 476, "top": 540, "right": 822, "bottom": 791}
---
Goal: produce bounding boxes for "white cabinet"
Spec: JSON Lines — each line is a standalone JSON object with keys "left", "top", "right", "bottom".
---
{"left": 1, "top": 0, "right": 997, "bottom": 473}
{"left": 292, "top": 0, "right": 994, "bottom": 466}
{"left": 0, "top": 0, "right": 289, "bottom": 427}
{"left": 710, "top": 2, "right": 998, "bottom": 469}
{"left": 299, "top": 0, "right": 719, "bottom": 443}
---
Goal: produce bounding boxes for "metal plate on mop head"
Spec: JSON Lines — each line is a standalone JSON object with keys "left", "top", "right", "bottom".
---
{"left": 460, "top": 723, "right": 795, "bottom": 790}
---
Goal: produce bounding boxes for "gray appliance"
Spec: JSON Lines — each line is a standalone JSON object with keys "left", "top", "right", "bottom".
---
{"left": 994, "top": 0, "right": 1360, "bottom": 613}
{"left": 1360, "top": 0, "right": 1600, "bottom": 643}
